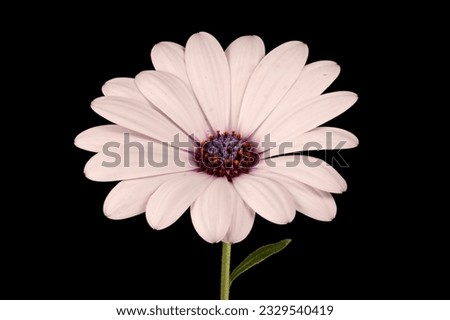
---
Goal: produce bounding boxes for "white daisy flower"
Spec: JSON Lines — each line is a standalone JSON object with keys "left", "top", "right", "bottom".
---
{"left": 75, "top": 32, "right": 358, "bottom": 244}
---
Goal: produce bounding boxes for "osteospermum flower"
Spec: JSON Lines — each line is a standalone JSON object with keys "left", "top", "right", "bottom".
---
{"left": 75, "top": 32, "right": 358, "bottom": 244}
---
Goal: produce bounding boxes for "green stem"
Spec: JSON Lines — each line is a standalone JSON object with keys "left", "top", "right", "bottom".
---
{"left": 220, "top": 242, "right": 232, "bottom": 300}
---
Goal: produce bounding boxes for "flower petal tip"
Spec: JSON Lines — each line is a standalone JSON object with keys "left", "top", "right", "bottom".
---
{"left": 90, "top": 97, "right": 104, "bottom": 111}
{"left": 333, "top": 176, "right": 348, "bottom": 194}
{"left": 350, "top": 92, "right": 359, "bottom": 101}
{"left": 103, "top": 210, "right": 117, "bottom": 220}
{"left": 73, "top": 136, "right": 81, "bottom": 149}
{"left": 146, "top": 217, "right": 162, "bottom": 231}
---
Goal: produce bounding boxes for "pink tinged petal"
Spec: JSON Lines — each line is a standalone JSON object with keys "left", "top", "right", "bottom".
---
{"left": 288, "top": 60, "right": 341, "bottom": 103}
{"left": 151, "top": 42, "right": 190, "bottom": 85}
{"left": 185, "top": 32, "right": 231, "bottom": 131}
{"left": 225, "top": 36, "right": 265, "bottom": 128}
{"left": 290, "top": 127, "right": 359, "bottom": 150}
{"left": 288, "top": 182, "right": 337, "bottom": 221}
{"left": 135, "top": 71, "right": 210, "bottom": 137}
{"left": 103, "top": 172, "right": 189, "bottom": 220}
{"left": 233, "top": 175, "right": 295, "bottom": 224}
{"left": 255, "top": 155, "right": 347, "bottom": 193}
{"left": 91, "top": 96, "right": 194, "bottom": 148}
{"left": 255, "top": 91, "right": 358, "bottom": 144}
{"left": 223, "top": 196, "right": 255, "bottom": 244}
{"left": 253, "top": 61, "right": 341, "bottom": 141}
{"left": 190, "top": 178, "right": 234, "bottom": 243}
{"left": 101, "top": 77, "right": 148, "bottom": 104}
{"left": 84, "top": 141, "right": 196, "bottom": 182}
{"left": 146, "top": 172, "right": 214, "bottom": 230}
{"left": 255, "top": 171, "right": 336, "bottom": 221}
{"left": 237, "top": 41, "right": 309, "bottom": 135}
{"left": 260, "top": 127, "right": 358, "bottom": 159}
{"left": 75, "top": 125, "right": 148, "bottom": 153}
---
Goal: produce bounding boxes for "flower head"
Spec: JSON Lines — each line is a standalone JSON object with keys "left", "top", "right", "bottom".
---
{"left": 75, "top": 32, "right": 358, "bottom": 243}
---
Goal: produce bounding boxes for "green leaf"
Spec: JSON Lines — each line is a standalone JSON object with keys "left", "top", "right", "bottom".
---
{"left": 230, "top": 239, "right": 292, "bottom": 285}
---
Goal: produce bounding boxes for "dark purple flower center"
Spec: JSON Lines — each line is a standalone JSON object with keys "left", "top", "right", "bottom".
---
{"left": 194, "top": 131, "right": 259, "bottom": 181}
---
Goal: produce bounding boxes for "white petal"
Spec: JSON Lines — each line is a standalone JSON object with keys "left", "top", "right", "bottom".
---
{"left": 223, "top": 196, "right": 255, "bottom": 244}
{"left": 135, "top": 71, "right": 210, "bottom": 136}
{"left": 233, "top": 174, "right": 295, "bottom": 224}
{"left": 103, "top": 172, "right": 189, "bottom": 220}
{"left": 151, "top": 42, "right": 190, "bottom": 85}
{"left": 190, "top": 178, "right": 234, "bottom": 243}
{"left": 146, "top": 172, "right": 213, "bottom": 230}
{"left": 261, "top": 127, "right": 358, "bottom": 158}
{"left": 225, "top": 36, "right": 265, "bottom": 128}
{"left": 185, "top": 32, "right": 231, "bottom": 131}
{"left": 253, "top": 61, "right": 340, "bottom": 140}
{"left": 255, "top": 155, "right": 347, "bottom": 193}
{"left": 255, "top": 171, "right": 336, "bottom": 221}
{"left": 101, "top": 77, "right": 148, "bottom": 103}
{"left": 286, "top": 60, "right": 341, "bottom": 103}
{"left": 255, "top": 91, "right": 358, "bottom": 144}
{"left": 91, "top": 96, "right": 194, "bottom": 147}
{"left": 237, "top": 41, "right": 308, "bottom": 135}
{"left": 75, "top": 125, "right": 148, "bottom": 152}
{"left": 84, "top": 141, "right": 196, "bottom": 181}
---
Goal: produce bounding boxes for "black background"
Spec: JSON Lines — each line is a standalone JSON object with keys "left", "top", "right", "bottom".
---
{"left": 4, "top": 6, "right": 447, "bottom": 299}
